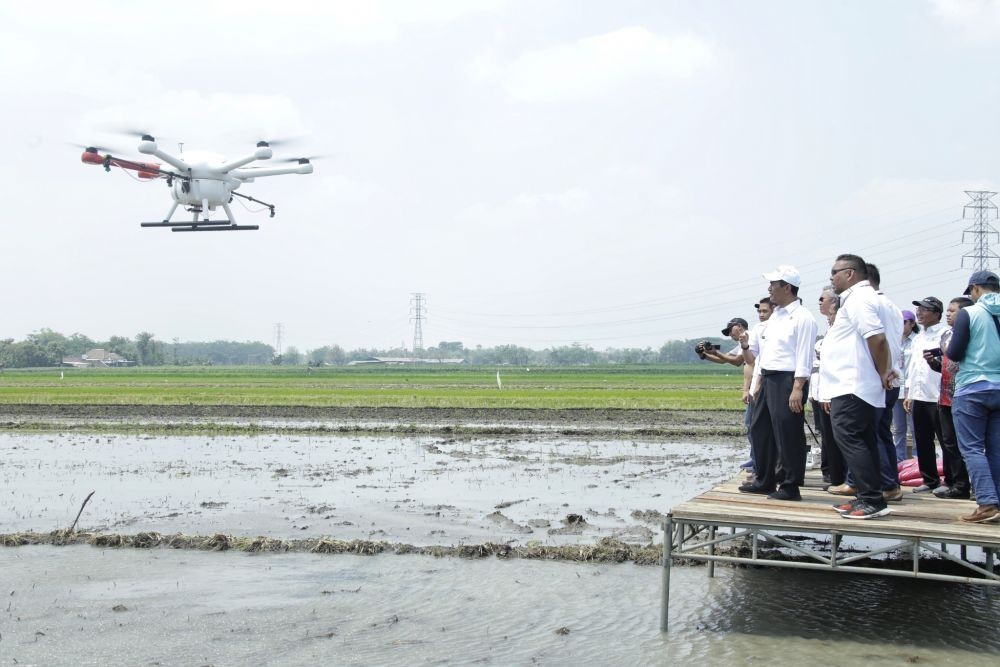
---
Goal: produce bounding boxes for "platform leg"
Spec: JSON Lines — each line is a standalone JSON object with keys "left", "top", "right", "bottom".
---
{"left": 162, "top": 201, "right": 178, "bottom": 222}
{"left": 708, "top": 525, "right": 716, "bottom": 578}
{"left": 660, "top": 516, "right": 673, "bottom": 633}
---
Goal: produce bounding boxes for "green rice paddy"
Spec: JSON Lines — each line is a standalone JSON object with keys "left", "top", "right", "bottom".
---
{"left": 0, "top": 365, "right": 744, "bottom": 410}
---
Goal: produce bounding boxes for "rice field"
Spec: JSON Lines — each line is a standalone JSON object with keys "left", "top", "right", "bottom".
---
{"left": 0, "top": 365, "right": 744, "bottom": 410}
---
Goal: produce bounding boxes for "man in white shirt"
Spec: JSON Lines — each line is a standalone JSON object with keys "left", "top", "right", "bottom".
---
{"left": 738, "top": 298, "right": 774, "bottom": 471}
{"left": 867, "top": 263, "right": 905, "bottom": 502}
{"left": 741, "top": 265, "right": 819, "bottom": 501}
{"left": 903, "top": 296, "right": 948, "bottom": 493}
{"left": 821, "top": 255, "right": 894, "bottom": 519}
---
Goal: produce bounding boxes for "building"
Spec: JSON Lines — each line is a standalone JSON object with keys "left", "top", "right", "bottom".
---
{"left": 62, "top": 349, "right": 135, "bottom": 368}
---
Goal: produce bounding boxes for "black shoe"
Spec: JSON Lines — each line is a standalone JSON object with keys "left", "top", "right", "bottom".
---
{"left": 932, "top": 485, "right": 951, "bottom": 498}
{"left": 942, "top": 488, "right": 972, "bottom": 500}
{"left": 822, "top": 474, "right": 832, "bottom": 484}
{"left": 739, "top": 483, "right": 773, "bottom": 495}
{"left": 768, "top": 488, "right": 802, "bottom": 501}
{"left": 912, "top": 484, "right": 940, "bottom": 494}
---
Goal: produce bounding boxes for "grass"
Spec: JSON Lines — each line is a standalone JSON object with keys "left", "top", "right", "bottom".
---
{"left": 0, "top": 365, "right": 745, "bottom": 410}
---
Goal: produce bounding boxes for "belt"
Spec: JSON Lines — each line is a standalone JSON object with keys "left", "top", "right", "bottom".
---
{"left": 760, "top": 369, "right": 794, "bottom": 376}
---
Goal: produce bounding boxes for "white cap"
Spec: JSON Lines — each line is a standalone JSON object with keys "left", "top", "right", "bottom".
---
{"left": 762, "top": 264, "right": 802, "bottom": 287}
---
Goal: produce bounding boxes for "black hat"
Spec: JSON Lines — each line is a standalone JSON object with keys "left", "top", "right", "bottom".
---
{"left": 911, "top": 296, "right": 943, "bottom": 313}
{"left": 722, "top": 317, "right": 749, "bottom": 336}
{"left": 963, "top": 270, "right": 1000, "bottom": 296}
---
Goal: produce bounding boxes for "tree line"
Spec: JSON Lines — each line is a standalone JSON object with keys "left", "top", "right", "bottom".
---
{"left": 0, "top": 329, "right": 731, "bottom": 368}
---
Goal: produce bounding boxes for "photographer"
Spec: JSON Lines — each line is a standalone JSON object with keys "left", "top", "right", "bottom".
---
{"left": 696, "top": 317, "right": 749, "bottom": 367}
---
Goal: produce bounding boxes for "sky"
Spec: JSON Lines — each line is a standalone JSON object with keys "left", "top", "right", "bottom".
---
{"left": 2, "top": 0, "right": 1000, "bottom": 352}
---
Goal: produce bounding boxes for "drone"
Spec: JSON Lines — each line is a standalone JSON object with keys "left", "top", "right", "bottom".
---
{"left": 79, "top": 134, "right": 314, "bottom": 232}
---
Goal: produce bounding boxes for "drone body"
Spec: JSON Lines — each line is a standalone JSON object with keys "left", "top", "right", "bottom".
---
{"left": 80, "top": 135, "right": 314, "bottom": 232}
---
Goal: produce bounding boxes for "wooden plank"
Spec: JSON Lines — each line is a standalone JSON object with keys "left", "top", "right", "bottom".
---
{"left": 669, "top": 472, "right": 1000, "bottom": 546}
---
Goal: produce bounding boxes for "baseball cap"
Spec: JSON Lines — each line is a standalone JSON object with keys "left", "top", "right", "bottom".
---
{"left": 722, "top": 317, "right": 749, "bottom": 336}
{"left": 963, "top": 270, "right": 1000, "bottom": 295}
{"left": 901, "top": 309, "right": 916, "bottom": 321}
{"left": 912, "top": 296, "right": 943, "bottom": 313}
{"left": 762, "top": 265, "right": 802, "bottom": 287}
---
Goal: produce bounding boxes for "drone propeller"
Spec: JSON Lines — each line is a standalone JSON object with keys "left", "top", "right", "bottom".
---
{"left": 276, "top": 155, "right": 327, "bottom": 163}
{"left": 255, "top": 137, "right": 299, "bottom": 148}
{"left": 100, "top": 124, "right": 165, "bottom": 143}
{"left": 68, "top": 141, "right": 127, "bottom": 154}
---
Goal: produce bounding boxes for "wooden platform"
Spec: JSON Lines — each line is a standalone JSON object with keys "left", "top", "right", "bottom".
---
{"left": 660, "top": 469, "right": 1000, "bottom": 631}
{"left": 670, "top": 469, "right": 1000, "bottom": 548}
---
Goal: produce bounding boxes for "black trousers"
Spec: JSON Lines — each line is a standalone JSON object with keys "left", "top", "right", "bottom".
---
{"left": 912, "top": 399, "right": 943, "bottom": 487}
{"left": 830, "top": 394, "right": 884, "bottom": 507}
{"left": 815, "top": 400, "right": 846, "bottom": 486}
{"left": 750, "top": 371, "right": 807, "bottom": 492}
{"left": 939, "top": 404, "right": 970, "bottom": 494}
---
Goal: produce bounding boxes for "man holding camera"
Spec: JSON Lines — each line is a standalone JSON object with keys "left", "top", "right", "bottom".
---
{"left": 696, "top": 318, "right": 749, "bottom": 367}
{"left": 903, "top": 296, "right": 948, "bottom": 493}
{"left": 741, "top": 265, "right": 818, "bottom": 501}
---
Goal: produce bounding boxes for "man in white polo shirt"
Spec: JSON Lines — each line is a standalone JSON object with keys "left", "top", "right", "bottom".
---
{"left": 821, "top": 254, "right": 894, "bottom": 520}
{"left": 903, "top": 296, "right": 948, "bottom": 493}
{"left": 741, "top": 265, "right": 818, "bottom": 501}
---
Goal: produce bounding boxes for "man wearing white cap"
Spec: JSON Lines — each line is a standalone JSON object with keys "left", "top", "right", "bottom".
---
{"left": 741, "top": 264, "right": 819, "bottom": 501}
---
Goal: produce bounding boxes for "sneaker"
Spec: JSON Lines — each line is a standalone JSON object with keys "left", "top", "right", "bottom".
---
{"left": 959, "top": 505, "right": 1000, "bottom": 523}
{"left": 932, "top": 486, "right": 952, "bottom": 498}
{"left": 882, "top": 486, "right": 903, "bottom": 503}
{"left": 827, "top": 483, "right": 858, "bottom": 496}
{"left": 767, "top": 488, "right": 802, "bottom": 501}
{"left": 739, "top": 460, "right": 754, "bottom": 470}
{"left": 912, "top": 484, "right": 939, "bottom": 494}
{"left": 832, "top": 498, "right": 862, "bottom": 513}
{"left": 941, "top": 488, "right": 972, "bottom": 500}
{"left": 841, "top": 502, "right": 891, "bottom": 520}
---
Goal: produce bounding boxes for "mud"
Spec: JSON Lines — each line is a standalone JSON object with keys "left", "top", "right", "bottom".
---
{"left": 0, "top": 404, "right": 744, "bottom": 439}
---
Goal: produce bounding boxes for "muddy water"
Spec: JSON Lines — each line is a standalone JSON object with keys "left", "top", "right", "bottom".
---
{"left": 0, "top": 433, "right": 737, "bottom": 544}
{"left": 2, "top": 546, "right": 999, "bottom": 666}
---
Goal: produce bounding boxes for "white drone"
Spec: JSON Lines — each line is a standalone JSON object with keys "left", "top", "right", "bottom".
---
{"left": 79, "top": 134, "right": 314, "bottom": 232}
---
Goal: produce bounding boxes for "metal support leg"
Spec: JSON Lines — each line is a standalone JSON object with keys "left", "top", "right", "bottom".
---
{"left": 222, "top": 202, "right": 236, "bottom": 225}
{"left": 708, "top": 525, "right": 716, "bottom": 578}
{"left": 660, "top": 515, "right": 673, "bottom": 633}
{"left": 163, "top": 201, "right": 179, "bottom": 222}
{"left": 961, "top": 545, "right": 968, "bottom": 562}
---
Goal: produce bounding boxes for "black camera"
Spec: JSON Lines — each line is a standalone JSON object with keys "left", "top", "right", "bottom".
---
{"left": 927, "top": 347, "right": 943, "bottom": 358}
{"left": 695, "top": 341, "right": 721, "bottom": 356}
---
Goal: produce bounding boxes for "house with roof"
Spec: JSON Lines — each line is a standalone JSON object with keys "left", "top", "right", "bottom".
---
{"left": 62, "top": 349, "right": 135, "bottom": 368}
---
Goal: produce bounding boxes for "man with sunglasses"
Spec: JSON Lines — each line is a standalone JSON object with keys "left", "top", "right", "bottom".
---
{"left": 820, "top": 254, "right": 894, "bottom": 519}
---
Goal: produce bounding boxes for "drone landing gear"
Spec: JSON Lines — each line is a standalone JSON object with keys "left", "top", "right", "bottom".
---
{"left": 141, "top": 200, "right": 259, "bottom": 231}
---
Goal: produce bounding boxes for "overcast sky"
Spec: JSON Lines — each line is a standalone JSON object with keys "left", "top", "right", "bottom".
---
{"left": 2, "top": 0, "right": 1000, "bottom": 352}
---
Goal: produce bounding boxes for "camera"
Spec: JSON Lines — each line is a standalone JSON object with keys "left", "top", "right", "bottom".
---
{"left": 927, "top": 347, "right": 943, "bottom": 358}
{"left": 695, "top": 341, "right": 721, "bottom": 356}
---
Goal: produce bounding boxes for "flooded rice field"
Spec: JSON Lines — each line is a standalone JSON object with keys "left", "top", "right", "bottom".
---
{"left": 3, "top": 431, "right": 1000, "bottom": 665}
{"left": 0, "top": 432, "right": 734, "bottom": 545}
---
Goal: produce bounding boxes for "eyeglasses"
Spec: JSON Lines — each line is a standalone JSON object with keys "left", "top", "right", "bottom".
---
{"left": 830, "top": 267, "right": 853, "bottom": 276}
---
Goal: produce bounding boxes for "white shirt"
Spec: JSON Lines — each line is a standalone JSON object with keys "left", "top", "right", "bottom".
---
{"left": 905, "top": 321, "right": 948, "bottom": 402}
{"left": 746, "top": 320, "right": 769, "bottom": 395}
{"left": 819, "top": 281, "right": 886, "bottom": 407}
{"left": 899, "top": 333, "right": 915, "bottom": 384}
{"left": 875, "top": 291, "right": 904, "bottom": 387}
{"left": 755, "top": 300, "right": 818, "bottom": 378}
{"left": 808, "top": 337, "right": 823, "bottom": 402}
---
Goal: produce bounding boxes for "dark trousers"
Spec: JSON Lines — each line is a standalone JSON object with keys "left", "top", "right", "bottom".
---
{"left": 912, "top": 399, "right": 943, "bottom": 487}
{"left": 875, "top": 388, "right": 901, "bottom": 490}
{"left": 831, "top": 394, "right": 884, "bottom": 507}
{"left": 750, "top": 371, "right": 807, "bottom": 492}
{"left": 817, "top": 400, "right": 846, "bottom": 486}
{"left": 939, "top": 404, "right": 970, "bottom": 494}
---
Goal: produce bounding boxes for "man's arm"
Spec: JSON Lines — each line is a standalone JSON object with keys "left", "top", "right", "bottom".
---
{"left": 947, "top": 309, "right": 971, "bottom": 362}
{"left": 865, "top": 332, "right": 892, "bottom": 389}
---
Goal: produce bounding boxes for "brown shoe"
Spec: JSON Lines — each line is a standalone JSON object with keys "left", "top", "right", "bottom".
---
{"left": 827, "top": 483, "right": 858, "bottom": 496}
{"left": 882, "top": 486, "right": 903, "bottom": 503}
{"left": 960, "top": 505, "right": 1000, "bottom": 523}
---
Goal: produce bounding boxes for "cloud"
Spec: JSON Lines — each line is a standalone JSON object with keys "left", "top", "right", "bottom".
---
{"left": 930, "top": 0, "right": 1000, "bottom": 40}
{"left": 472, "top": 26, "right": 713, "bottom": 102}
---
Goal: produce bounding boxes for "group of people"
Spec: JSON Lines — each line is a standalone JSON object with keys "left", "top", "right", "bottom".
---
{"left": 698, "top": 257, "right": 1000, "bottom": 522}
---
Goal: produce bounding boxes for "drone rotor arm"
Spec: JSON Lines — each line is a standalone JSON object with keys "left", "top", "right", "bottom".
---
{"left": 230, "top": 163, "right": 313, "bottom": 179}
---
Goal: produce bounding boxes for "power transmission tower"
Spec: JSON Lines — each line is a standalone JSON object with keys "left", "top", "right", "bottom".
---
{"left": 273, "top": 323, "right": 284, "bottom": 359}
{"left": 410, "top": 293, "right": 425, "bottom": 352}
{"left": 961, "top": 191, "right": 1000, "bottom": 270}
